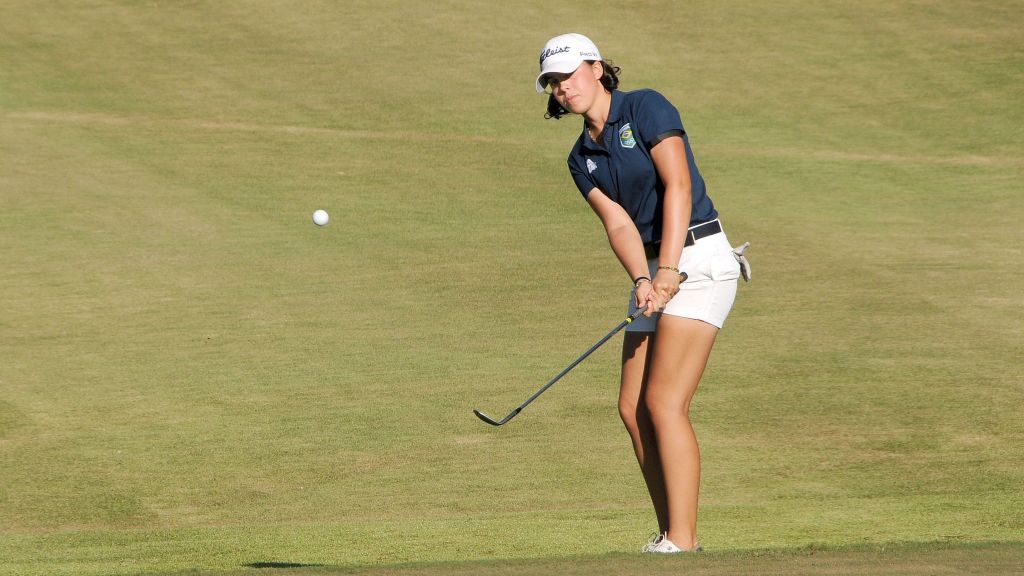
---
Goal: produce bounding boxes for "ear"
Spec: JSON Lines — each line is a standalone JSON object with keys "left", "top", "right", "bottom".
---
{"left": 591, "top": 60, "right": 605, "bottom": 80}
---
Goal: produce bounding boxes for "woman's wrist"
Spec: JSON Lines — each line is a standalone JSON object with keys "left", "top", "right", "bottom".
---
{"left": 657, "top": 266, "right": 688, "bottom": 283}
{"left": 633, "top": 276, "right": 652, "bottom": 288}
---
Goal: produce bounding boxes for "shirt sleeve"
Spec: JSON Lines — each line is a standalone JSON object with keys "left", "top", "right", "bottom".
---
{"left": 568, "top": 156, "right": 596, "bottom": 198}
{"left": 632, "top": 89, "right": 685, "bottom": 150}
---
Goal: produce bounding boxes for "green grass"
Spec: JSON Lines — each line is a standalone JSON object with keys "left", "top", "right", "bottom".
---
{"left": 1, "top": 1, "right": 1022, "bottom": 575}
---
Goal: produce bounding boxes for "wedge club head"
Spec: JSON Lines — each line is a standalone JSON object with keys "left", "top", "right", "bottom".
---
{"left": 473, "top": 408, "right": 520, "bottom": 427}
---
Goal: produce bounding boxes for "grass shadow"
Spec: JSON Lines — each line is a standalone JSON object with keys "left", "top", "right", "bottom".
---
{"left": 244, "top": 562, "right": 326, "bottom": 569}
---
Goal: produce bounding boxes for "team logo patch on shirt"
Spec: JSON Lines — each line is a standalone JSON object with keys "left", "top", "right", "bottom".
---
{"left": 619, "top": 123, "right": 636, "bottom": 149}
{"left": 586, "top": 158, "right": 598, "bottom": 174}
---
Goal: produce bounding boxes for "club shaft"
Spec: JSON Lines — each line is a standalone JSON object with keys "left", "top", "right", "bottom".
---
{"left": 503, "top": 308, "right": 646, "bottom": 419}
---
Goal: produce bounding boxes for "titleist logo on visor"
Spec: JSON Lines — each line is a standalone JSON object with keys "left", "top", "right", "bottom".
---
{"left": 540, "top": 45, "right": 571, "bottom": 62}
{"left": 540, "top": 47, "right": 601, "bottom": 64}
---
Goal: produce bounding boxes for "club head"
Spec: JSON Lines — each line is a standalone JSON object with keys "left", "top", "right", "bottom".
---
{"left": 473, "top": 409, "right": 504, "bottom": 426}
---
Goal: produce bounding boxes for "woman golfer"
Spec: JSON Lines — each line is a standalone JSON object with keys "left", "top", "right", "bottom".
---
{"left": 536, "top": 33, "right": 743, "bottom": 553}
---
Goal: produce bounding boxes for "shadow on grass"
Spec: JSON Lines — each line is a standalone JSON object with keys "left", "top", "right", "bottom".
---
{"left": 324, "top": 541, "right": 1024, "bottom": 576}
{"left": 244, "top": 562, "right": 326, "bottom": 569}
{"left": 207, "top": 542, "right": 1024, "bottom": 576}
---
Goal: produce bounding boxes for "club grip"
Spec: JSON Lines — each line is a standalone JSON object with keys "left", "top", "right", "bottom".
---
{"left": 626, "top": 304, "right": 648, "bottom": 323}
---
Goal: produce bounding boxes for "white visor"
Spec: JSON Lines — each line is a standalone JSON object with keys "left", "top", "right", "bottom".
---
{"left": 536, "top": 33, "right": 602, "bottom": 93}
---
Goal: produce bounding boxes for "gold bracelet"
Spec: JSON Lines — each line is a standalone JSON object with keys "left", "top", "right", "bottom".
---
{"left": 659, "top": 265, "right": 688, "bottom": 283}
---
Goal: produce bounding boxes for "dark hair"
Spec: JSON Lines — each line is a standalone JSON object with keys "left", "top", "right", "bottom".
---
{"left": 544, "top": 60, "right": 621, "bottom": 120}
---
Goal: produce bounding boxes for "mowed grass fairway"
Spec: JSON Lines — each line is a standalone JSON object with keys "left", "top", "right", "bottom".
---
{"left": 2, "top": 1, "right": 1022, "bottom": 575}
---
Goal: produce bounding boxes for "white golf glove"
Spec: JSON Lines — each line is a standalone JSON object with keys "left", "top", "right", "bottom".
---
{"left": 732, "top": 242, "right": 752, "bottom": 282}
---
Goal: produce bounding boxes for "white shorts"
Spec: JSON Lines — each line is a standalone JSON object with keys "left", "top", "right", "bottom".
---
{"left": 627, "top": 225, "right": 741, "bottom": 331}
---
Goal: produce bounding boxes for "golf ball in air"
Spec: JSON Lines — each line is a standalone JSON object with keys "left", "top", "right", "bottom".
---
{"left": 312, "top": 209, "right": 329, "bottom": 226}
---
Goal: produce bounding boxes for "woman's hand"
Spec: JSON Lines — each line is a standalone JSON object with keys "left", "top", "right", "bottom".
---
{"left": 651, "top": 267, "right": 683, "bottom": 307}
{"left": 635, "top": 279, "right": 666, "bottom": 317}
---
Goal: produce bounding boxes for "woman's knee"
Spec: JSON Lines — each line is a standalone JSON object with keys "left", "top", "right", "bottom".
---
{"left": 644, "top": 390, "right": 691, "bottom": 423}
{"left": 619, "top": 397, "right": 640, "bottom": 432}
{"left": 622, "top": 397, "right": 660, "bottom": 439}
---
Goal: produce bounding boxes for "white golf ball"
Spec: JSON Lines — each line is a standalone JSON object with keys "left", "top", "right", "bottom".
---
{"left": 312, "top": 209, "right": 329, "bottom": 226}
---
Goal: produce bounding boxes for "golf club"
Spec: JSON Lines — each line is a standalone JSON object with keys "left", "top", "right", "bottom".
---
{"left": 473, "top": 306, "right": 648, "bottom": 426}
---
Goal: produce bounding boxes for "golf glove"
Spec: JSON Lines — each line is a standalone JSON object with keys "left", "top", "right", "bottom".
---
{"left": 732, "top": 242, "right": 752, "bottom": 282}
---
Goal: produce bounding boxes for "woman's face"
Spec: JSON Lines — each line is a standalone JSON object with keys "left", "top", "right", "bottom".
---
{"left": 546, "top": 61, "right": 604, "bottom": 114}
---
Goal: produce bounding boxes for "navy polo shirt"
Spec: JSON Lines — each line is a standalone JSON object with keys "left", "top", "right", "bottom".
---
{"left": 567, "top": 89, "right": 717, "bottom": 244}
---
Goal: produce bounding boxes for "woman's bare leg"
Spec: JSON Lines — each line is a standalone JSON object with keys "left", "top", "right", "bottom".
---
{"left": 644, "top": 315, "right": 719, "bottom": 549}
{"left": 618, "top": 330, "right": 668, "bottom": 533}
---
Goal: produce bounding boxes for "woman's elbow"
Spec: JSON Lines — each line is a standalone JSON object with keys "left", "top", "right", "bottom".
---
{"left": 665, "top": 183, "right": 691, "bottom": 203}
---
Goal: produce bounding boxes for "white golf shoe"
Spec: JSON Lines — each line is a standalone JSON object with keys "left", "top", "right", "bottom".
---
{"left": 641, "top": 532, "right": 702, "bottom": 554}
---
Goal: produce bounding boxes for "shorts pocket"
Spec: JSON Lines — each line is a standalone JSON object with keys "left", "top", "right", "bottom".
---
{"left": 710, "top": 250, "right": 741, "bottom": 281}
{"left": 680, "top": 251, "right": 713, "bottom": 283}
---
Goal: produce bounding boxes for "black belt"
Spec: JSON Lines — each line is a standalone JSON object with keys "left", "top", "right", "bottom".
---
{"left": 643, "top": 220, "right": 722, "bottom": 259}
